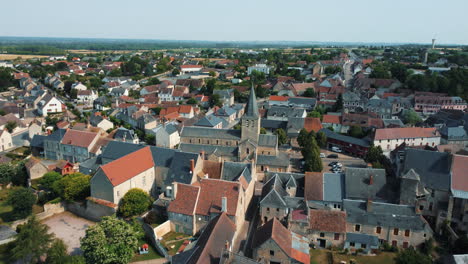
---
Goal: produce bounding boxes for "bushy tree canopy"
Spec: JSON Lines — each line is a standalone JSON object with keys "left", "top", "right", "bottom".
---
{"left": 118, "top": 188, "right": 152, "bottom": 218}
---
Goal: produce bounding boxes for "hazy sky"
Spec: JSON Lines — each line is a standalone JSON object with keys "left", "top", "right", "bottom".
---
{"left": 1, "top": 0, "right": 467, "bottom": 44}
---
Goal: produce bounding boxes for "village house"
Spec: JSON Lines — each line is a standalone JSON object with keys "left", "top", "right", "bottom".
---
{"left": 37, "top": 93, "right": 66, "bottom": 116}
{"left": 0, "top": 129, "right": 13, "bottom": 152}
{"left": 77, "top": 90, "right": 98, "bottom": 106}
{"left": 153, "top": 123, "right": 180, "bottom": 148}
{"left": 373, "top": 127, "right": 441, "bottom": 154}
{"left": 89, "top": 115, "right": 114, "bottom": 132}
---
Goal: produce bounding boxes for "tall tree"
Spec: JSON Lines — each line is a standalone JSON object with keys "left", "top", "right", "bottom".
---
{"left": 11, "top": 216, "right": 54, "bottom": 263}
{"left": 118, "top": 188, "right": 152, "bottom": 218}
{"left": 316, "top": 131, "right": 327, "bottom": 148}
{"left": 7, "top": 187, "right": 36, "bottom": 219}
{"left": 274, "top": 128, "right": 288, "bottom": 145}
{"left": 46, "top": 238, "right": 68, "bottom": 264}
{"left": 81, "top": 216, "right": 139, "bottom": 264}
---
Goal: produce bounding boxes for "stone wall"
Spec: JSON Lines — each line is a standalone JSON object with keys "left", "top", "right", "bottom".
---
{"left": 66, "top": 200, "right": 116, "bottom": 222}
{"left": 12, "top": 202, "right": 66, "bottom": 228}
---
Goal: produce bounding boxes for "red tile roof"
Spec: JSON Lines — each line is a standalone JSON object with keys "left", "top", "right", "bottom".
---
{"left": 195, "top": 179, "right": 240, "bottom": 216}
{"left": 308, "top": 209, "right": 347, "bottom": 233}
{"left": 304, "top": 117, "right": 323, "bottom": 133}
{"left": 374, "top": 127, "right": 439, "bottom": 141}
{"left": 167, "top": 183, "right": 200, "bottom": 215}
{"left": 451, "top": 155, "right": 468, "bottom": 192}
{"left": 61, "top": 129, "right": 98, "bottom": 148}
{"left": 254, "top": 218, "right": 292, "bottom": 258}
{"left": 304, "top": 172, "right": 323, "bottom": 201}
{"left": 100, "top": 147, "right": 154, "bottom": 186}
{"left": 178, "top": 105, "right": 192, "bottom": 114}
{"left": 180, "top": 65, "right": 202, "bottom": 69}
{"left": 322, "top": 115, "right": 341, "bottom": 124}
{"left": 269, "top": 95, "right": 289, "bottom": 102}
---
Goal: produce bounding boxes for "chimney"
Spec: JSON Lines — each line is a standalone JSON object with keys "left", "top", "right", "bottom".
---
{"left": 369, "top": 175, "right": 374, "bottom": 185}
{"left": 366, "top": 199, "right": 372, "bottom": 212}
{"left": 172, "top": 182, "right": 178, "bottom": 199}
{"left": 221, "top": 197, "right": 227, "bottom": 213}
{"left": 200, "top": 151, "right": 205, "bottom": 160}
{"left": 190, "top": 159, "right": 195, "bottom": 174}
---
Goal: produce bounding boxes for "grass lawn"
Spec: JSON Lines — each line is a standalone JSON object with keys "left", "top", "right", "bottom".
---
{"left": 0, "top": 188, "right": 44, "bottom": 223}
{"left": 166, "top": 240, "right": 184, "bottom": 256}
{"left": 310, "top": 249, "right": 397, "bottom": 264}
{"left": 161, "top": 231, "right": 190, "bottom": 256}
{"left": 131, "top": 239, "right": 163, "bottom": 262}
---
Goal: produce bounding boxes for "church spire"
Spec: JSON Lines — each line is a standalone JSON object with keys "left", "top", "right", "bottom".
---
{"left": 245, "top": 83, "right": 259, "bottom": 117}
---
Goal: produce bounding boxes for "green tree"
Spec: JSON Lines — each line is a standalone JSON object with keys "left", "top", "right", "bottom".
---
{"left": 301, "top": 135, "right": 322, "bottom": 172}
{"left": 274, "top": 128, "right": 287, "bottom": 145}
{"left": 144, "top": 134, "right": 155, "bottom": 146}
{"left": 403, "top": 109, "right": 422, "bottom": 126}
{"left": 12, "top": 161, "right": 28, "bottom": 186}
{"left": 146, "top": 77, "right": 161, "bottom": 85}
{"left": 333, "top": 93, "right": 343, "bottom": 112}
{"left": 53, "top": 173, "right": 91, "bottom": 201}
{"left": 209, "top": 94, "right": 222, "bottom": 107}
{"left": 39, "top": 171, "right": 63, "bottom": 190}
{"left": 316, "top": 131, "right": 327, "bottom": 148}
{"left": 307, "top": 111, "right": 321, "bottom": 118}
{"left": 205, "top": 78, "right": 216, "bottom": 95}
{"left": 303, "top": 88, "right": 316, "bottom": 97}
{"left": 260, "top": 127, "right": 267, "bottom": 134}
{"left": 395, "top": 247, "right": 432, "bottom": 264}
{"left": 5, "top": 121, "right": 17, "bottom": 133}
{"left": 46, "top": 238, "right": 68, "bottom": 264}
{"left": 7, "top": 187, "right": 36, "bottom": 219}
{"left": 364, "top": 145, "right": 384, "bottom": 164}
{"left": 297, "top": 128, "right": 309, "bottom": 147}
{"left": 0, "top": 68, "right": 14, "bottom": 91}
{"left": 12, "top": 216, "right": 54, "bottom": 263}
{"left": 118, "top": 188, "right": 152, "bottom": 218}
{"left": 348, "top": 125, "right": 364, "bottom": 138}
{"left": 81, "top": 216, "right": 139, "bottom": 264}
{"left": 255, "top": 85, "right": 268, "bottom": 98}
{"left": 186, "top": 98, "right": 198, "bottom": 105}
{"left": 0, "top": 163, "right": 15, "bottom": 185}
{"left": 172, "top": 68, "right": 180, "bottom": 76}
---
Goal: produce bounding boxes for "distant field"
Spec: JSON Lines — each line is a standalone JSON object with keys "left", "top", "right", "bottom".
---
{"left": 0, "top": 54, "right": 49, "bottom": 60}
{"left": 67, "top": 49, "right": 147, "bottom": 54}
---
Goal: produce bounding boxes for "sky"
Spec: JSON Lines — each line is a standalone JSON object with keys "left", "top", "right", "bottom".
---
{"left": 1, "top": 0, "right": 467, "bottom": 45}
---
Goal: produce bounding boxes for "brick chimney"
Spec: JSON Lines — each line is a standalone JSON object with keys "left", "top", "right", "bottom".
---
{"left": 190, "top": 159, "right": 195, "bottom": 174}
{"left": 369, "top": 175, "right": 374, "bottom": 185}
{"left": 366, "top": 199, "right": 372, "bottom": 212}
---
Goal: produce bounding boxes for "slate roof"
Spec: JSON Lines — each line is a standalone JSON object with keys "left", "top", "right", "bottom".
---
{"left": 439, "top": 126, "right": 468, "bottom": 140}
{"left": 179, "top": 143, "right": 238, "bottom": 158}
{"left": 221, "top": 162, "right": 252, "bottom": 183}
{"left": 261, "top": 119, "right": 287, "bottom": 130}
{"left": 402, "top": 149, "right": 451, "bottom": 191}
{"left": 164, "top": 151, "right": 199, "bottom": 186}
{"left": 194, "top": 115, "right": 224, "bottom": 127}
{"left": 100, "top": 141, "right": 145, "bottom": 162}
{"left": 45, "top": 128, "right": 67, "bottom": 142}
{"left": 346, "top": 233, "right": 379, "bottom": 247}
{"left": 30, "top": 134, "right": 46, "bottom": 148}
{"left": 345, "top": 168, "right": 387, "bottom": 201}
{"left": 260, "top": 175, "right": 288, "bottom": 208}
{"left": 245, "top": 85, "right": 259, "bottom": 117}
{"left": 343, "top": 199, "right": 432, "bottom": 231}
{"left": 181, "top": 126, "right": 241, "bottom": 140}
{"left": 308, "top": 209, "right": 347, "bottom": 233}
{"left": 323, "top": 173, "right": 344, "bottom": 202}
{"left": 320, "top": 128, "right": 370, "bottom": 148}
{"left": 258, "top": 134, "right": 277, "bottom": 147}
{"left": 288, "top": 97, "right": 316, "bottom": 107}
{"left": 267, "top": 106, "right": 305, "bottom": 119}
{"left": 257, "top": 152, "right": 290, "bottom": 167}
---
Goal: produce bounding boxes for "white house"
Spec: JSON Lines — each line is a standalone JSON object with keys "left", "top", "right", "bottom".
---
{"left": 248, "top": 64, "right": 271, "bottom": 75}
{"left": 77, "top": 90, "right": 98, "bottom": 106}
{"left": 0, "top": 129, "right": 13, "bottom": 151}
{"left": 72, "top": 82, "right": 87, "bottom": 91}
{"left": 153, "top": 123, "right": 180, "bottom": 149}
{"left": 37, "top": 94, "right": 65, "bottom": 116}
{"left": 180, "top": 65, "right": 203, "bottom": 74}
{"left": 90, "top": 147, "right": 155, "bottom": 205}
{"left": 373, "top": 127, "right": 441, "bottom": 154}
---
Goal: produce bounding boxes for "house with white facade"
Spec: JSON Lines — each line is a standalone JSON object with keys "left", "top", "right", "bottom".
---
{"left": 37, "top": 94, "right": 66, "bottom": 116}
{"left": 77, "top": 90, "right": 98, "bottom": 106}
{"left": 153, "top": 123, "right": 180, "bottom": 149}
{"left": 373, "top": 127, "right": 441, "bottom": 154}
{"left": 0, "top": 129, "right": 13, "bottom": 151}
{"left": 180, "top": 64, "right": 203, "bottom": 74}
{"left": 72, "top": 82, "right": 87, "bottom": 91}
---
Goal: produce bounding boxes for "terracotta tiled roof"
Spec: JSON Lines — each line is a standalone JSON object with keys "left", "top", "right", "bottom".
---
{"left": 304, "top": 172, "right": 323, "bottom": 201}
{"left": 308, "top": 209, "right": 346, "bottom": 233}
{"left": 180, "top": 64, "right": 202, "bottom": 69}
{"left": 304, "top": 117, "right": 323, "bottom": 133}
{"left": 451, "top": 155, "right": 468, "bottom": 193}
{"left": 322, "top": 115, "right": 341, "bottom": 124}
{"left": 178, "top": 105, "right": 192, "bottom": 114}
{"left": 100, "top": 147, "right": 154, "bottom": 186}
{"left": 61, "top": 129, "right": 98, "bottom": 148}
{"left": 195, "top": 179, "right": 240, "bottom": 216}
{"left": 167, "top": 183, "right": 200, "bottom": 215}
{"left": 374, "top": 127, "right": 439, "bottom": 140}
{"left": 269, "top": 95, "right": 289, "bottom": 102}
{"left": 202, "top": 160, "right": 222, "bottom": 179}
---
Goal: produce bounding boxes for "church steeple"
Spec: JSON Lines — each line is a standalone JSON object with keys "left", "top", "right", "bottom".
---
{"left": 244, "top": 83, "right": 259, "bottom": 117}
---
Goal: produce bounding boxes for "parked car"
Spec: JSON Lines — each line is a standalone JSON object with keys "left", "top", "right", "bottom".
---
{"left": 331, "top": 146, "right": 342, "bottom": 153}
{"left": 329, "top": 162, "right": 338, "bottom": 166}
{"left": 320, "top": 153, "right": 326, "bottom": 158}
{"left": 327, "top": 154, "right": 338, "bottom": 159}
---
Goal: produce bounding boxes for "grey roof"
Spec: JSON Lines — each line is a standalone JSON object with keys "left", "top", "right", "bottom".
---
{"left": 267, "top": 106, "right": 305, "bottom": 119}
{"left": 288, "top": 97, "right": 316, "bottom": 107}
{"left": 213, "top": 89, "right": 233, "bottom": 99}
{"left": 260, "top": 119, "right": 287, "bottom": 130}
{"left": 100, "top": 141, "right": 144, "bottom": 162}
{"left": 260, "top": 175, "right": 288, "bottom": 207}
{"left": 257, "top": 152, "right": 290, "bottom": 167}
{"left": 343, "top": 199, "right": 432, "bottom": 231}
{"left": 179, "top": 143, "right": 238, "bottom": 158}
{"left": 345, "top": 168, "right": 387, "bottom": 201}
{"left": 194, "top": 115, "right": 224, "bottom": 127}
{"left": 31, "top": 134, "right": 46, "bottom": 148}
{"left": 346, "top": 233, "right": 379, "bottom": 247}
{"left": 0, "top": 225, "right": 16, "bottom": 242}
{"left": 221, "top": 162, "right": 252, "bottom": 183}
{"left": 287, "top": 117, "right": 305, "bottom": 134}
{"left": 79, "top": 156, "right": 100, "bottom": 175}
{"left": 89, "top": 115, "right": 104, "bottom": 126}
{"left": 45, "top": 129, "right": 67, "bottom": 142}
{"left": 258, "top": 134, "right": 277, "bottom": 147}
{"left": 402, "top": 149, "right": 451, "bottom": 191}
{"left": 382, "top": 119, "right": 404, "bottom": 128}
{"left": 181, "top": 126, "right": 241, "bottom": 140}
{"left": 114, "top": 128, "right": 137, "bottom": 141}
{"left": 216, "top": 106, "right": 236, "bottom": 116}
{"left": 149, "top": 146, "right": 178, "bottom": 168}
{"left": 320, "top": 128, "right": 370, "bottom": 147}
{"left": 244, "top": 85, "right": 259, "bottom": 117}
{"left": 323, "top": 173, "right": 344, "bottom": 202}
{"left": 342, "top": 91, "right": 361, "bottom": 102}
{"left": 164, "top": 124, "right": 178, "bottom": 135}
{"left": 439, "top": 126, "right": 468, "bottom": 140}
{"left": 164, "top": 152, "right": 199, "bottom": 186}
{"left": 452, "top": 254, "right": 468, "bottom": 264}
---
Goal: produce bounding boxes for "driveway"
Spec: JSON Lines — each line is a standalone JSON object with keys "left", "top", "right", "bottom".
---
{"left": 42, "top": 212, "right": 96, "bottom": 255}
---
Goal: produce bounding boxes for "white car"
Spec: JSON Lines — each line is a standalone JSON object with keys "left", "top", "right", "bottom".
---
{"left": 320, "top": 153, "right": 326, "bottom": 158}
{"left": 331, "top": 146, "right": 342, "bottom": 153}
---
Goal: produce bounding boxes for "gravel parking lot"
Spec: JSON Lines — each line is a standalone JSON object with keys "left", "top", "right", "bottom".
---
{"left": 42, "top": 212, "right": 95, "bottom": 255}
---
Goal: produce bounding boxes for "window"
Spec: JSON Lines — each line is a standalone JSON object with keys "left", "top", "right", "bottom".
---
{"left": 117, "top": 191, "right": 120, "bottom": 197}
{"left": 361, "top": 243, "right": 367, "bottom": 249}
{"left": 404, "top": 230, "right": 410, "bottom": 237}
{"left": 419, "top": 205, "right": 424, "bottom": 211}
{"left": 403, "top": 242, "right": 409, "bottom": 248}
{"left": 376, "top": 226, "right": 382, "bottom": 234}
{"left": 266, "top": 207, "right": 270, "bottom": 212}
{"left": 355, "top": 224, "right": 361, "bottom": 232}
{"left": 334, "top": 233, "right": 340, "bottom": 240}
{"left": 392, "top": 240, "right": 397, "bottom": 247}
{"left": 320, "top": 233, "right": 325, "bottom": 237}
{"left": 269, "top": 250, "right": 274, "bottom": 256}
{"left": 246, "top": 148, "right": 250, "bottom": 154}
{"left": 142, "top": 176, "right": 146, "bottom": 185}
{"left": 350, "top": 242, "right": 355, "bottom": 247}
{"left": 276, "top": 208, "right": 279, "bottom": 212}
{"left": 393, "top": 228, "right": 399, "bottom": 235}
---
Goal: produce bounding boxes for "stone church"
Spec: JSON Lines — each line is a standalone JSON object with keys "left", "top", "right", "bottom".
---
{"left": 180, "top": 86, "right": 290, "bottom": 175}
